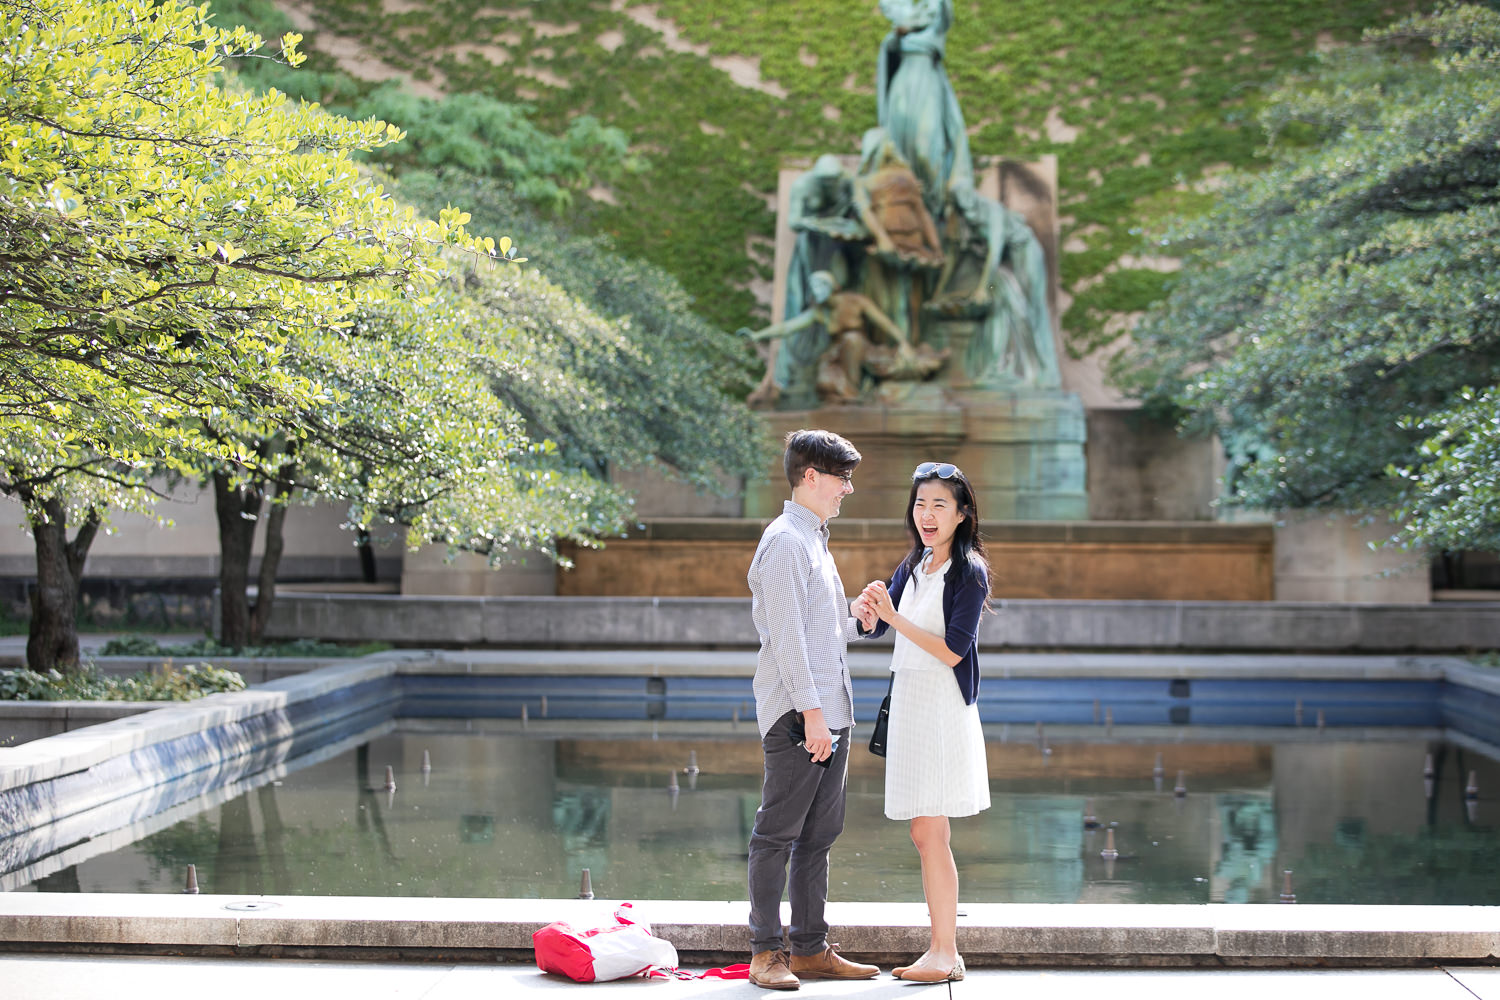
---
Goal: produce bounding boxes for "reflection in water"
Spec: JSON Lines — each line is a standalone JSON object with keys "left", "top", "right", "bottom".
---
{"left": 11, "top": 729, "right": 1499, "bottom": 904}
{"left": 1213, "top": 795, "right": 1276, "bottom": 903}
{"left": 554, "top": 790, "right": 610, "bottom": 892}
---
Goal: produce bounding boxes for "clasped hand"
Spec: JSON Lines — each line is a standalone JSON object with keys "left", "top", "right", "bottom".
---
{"left": 851, "top": 580, "right": 896, "bottom": 632}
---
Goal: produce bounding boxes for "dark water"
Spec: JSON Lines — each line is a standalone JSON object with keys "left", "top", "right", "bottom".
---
{"left": 16, "top": 725, "right": 1499, "bottom": 904}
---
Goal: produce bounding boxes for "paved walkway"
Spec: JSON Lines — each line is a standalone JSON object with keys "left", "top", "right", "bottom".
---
{"left": 4, "top": 953, "right": 1500, "bottom": 999}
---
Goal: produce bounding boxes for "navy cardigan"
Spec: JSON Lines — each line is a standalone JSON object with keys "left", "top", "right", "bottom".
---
{"left": 864, "top": 554, "right": 988, "bottom": 705}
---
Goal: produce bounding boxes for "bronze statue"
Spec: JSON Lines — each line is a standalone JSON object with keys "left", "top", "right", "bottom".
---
{"left": 875, "top": 0, "right": 974, "bottom": 218}
{"left": 752, "top": 0, "right": 1058, "bottom": 404}
{"left": 769, "top": 155, "right": 867, "bottom": 402}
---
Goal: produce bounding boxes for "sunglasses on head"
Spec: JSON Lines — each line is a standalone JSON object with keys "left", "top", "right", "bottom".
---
{"left": 913, "top": 462, "right": 959, "bottom": 480}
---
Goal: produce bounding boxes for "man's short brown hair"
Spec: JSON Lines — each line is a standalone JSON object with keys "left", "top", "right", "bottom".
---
{"left": 783, "top": 429, "right": 861, "bottom": 488}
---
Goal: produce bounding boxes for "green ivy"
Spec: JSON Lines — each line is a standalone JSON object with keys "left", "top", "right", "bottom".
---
{"left": 208, "top": 0, "right": 1424, "bottom": 345}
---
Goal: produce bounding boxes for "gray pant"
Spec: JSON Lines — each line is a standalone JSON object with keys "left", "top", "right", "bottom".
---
{"left": 747, "top": 710, "right": 851, "bottom": 956}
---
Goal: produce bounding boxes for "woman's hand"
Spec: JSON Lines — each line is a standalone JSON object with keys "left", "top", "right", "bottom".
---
{"left": 851, "top": 593, "right": 878, "bottom": 632}
{"left": 864, "top": 581, "right": 897, "bottom": 624}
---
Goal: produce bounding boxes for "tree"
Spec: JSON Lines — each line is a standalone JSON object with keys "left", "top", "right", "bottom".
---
{"left": 396, "top": 172, "right": 762, "bottom": 485}
{"left": 394, "top": 172, "right": 768, "bottom": 492}
{"left": 202, "top": 267, "right": 645, "bottom": 647}
{"left": 0, "top": 0, "right": 499, "bottom": 668}
{"left": 1114, "top": 4, "right": 1500, "bottom": 545}
{"left": 1392, "top": 388, "right": 1500, "bottom": 552}
{"left": 5, "top": 0, "right": 773, "bottom": 660}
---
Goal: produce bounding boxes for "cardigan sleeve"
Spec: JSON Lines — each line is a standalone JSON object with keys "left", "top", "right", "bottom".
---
{"left": 942, "top": 562, "right": 988, "bottom": 662}
{"left": 865, "top": 562, "right": 910, "bottom": 641}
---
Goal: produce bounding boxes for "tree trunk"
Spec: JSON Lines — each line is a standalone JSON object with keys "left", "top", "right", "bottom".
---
{"left": 357, "top": 528, "right": 377, "bottom": 584}
{"left": 247, "top": 474, "right": 293, "bottom": 645}
{"left": 215, "top": 466, "right": 296, "bottom": 648}
{"left": 25, "top": 497, "right": 100, "bottom": 674}
{"left": 214, "top": 472, "right": 263, "bottom": 649}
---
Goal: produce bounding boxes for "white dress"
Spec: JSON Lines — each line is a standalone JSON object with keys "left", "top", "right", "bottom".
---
{"left": 883, "top": 556, "right": 991, "bottom": 820}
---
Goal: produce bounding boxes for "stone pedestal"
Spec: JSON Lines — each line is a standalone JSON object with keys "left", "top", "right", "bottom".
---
{"left": 744, "top": 387, "right": 1087, "bottom": 521}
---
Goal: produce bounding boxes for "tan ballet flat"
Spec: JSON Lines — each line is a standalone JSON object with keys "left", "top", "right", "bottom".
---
{"left": 895, "top": 955, "right": 965, "bottom": 983}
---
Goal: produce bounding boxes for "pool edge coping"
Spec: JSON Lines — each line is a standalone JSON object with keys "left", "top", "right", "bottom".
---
{"left": 0, "top": 895, "right": 1496, "bottom": 965}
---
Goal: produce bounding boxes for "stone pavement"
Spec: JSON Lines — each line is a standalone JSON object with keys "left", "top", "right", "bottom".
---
{"left": 4, "top": 953, "right": 1500, "bottom": 1000}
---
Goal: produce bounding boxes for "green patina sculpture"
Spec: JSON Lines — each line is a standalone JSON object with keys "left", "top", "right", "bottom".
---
{"left": 937, "top": 181, "right": 1058, "bottom": 389}
{"left": 876, "top": 0, "right": 974, "bottom": 218}
{"left": 772, "top": 154, "right": 865, "bottom": 398}
{"left": 750, "top": 0, "right": 1054, "bottom": 407}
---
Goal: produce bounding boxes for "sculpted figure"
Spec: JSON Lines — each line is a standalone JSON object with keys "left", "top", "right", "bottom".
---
{"left": 876, "top": 0, "right": 974, "bottom": 218}
{"left": 764, "top": 155, "right": 866, "bottom": 402}
{"left": 743, "top": 271, "right": 946, "bottom": 405}
{"left": 935, "top": 181, "right": 1058, "bottom": 388}
{"left": 851, "top": 128, "right": 945, "bottom": 345}
{"left": 785, "top": 154, "right": 863, "bottom": 315}
{"left": 855, "top": 132, "right": 946, "bottom": 269}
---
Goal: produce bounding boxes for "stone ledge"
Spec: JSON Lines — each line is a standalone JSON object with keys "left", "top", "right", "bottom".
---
{"left": 267, "top": 596, "right": 1500, "bottom": 651}
{"left": 0, "top": 895, "right": 1495, "bottom": 965}
{"left": 395, "top": 649, "right": 1467, "bottom": 682}
{"left": 0, "top": 655, "right": 404, "bottom": 794}
{"left": 1212, "top": 904, "right": 1498, "bottom": 959}
{"left": 0, "top": 655, "right": 344, "bottom": 681}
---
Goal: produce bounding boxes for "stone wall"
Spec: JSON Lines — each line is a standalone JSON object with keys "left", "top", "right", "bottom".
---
{"left": 554, "top": 518, "right": 1272, "bottom": 601}
{"left": 1086, "top": 409, "right": 1219, "bottom": 521}
{"left": 1272, "top": 511, "right": 1431, "bottom": 603}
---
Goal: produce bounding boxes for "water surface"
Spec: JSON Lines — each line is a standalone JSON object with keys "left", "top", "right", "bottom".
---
{"left": 17, "top": 724, "right": 1498, "bottom": 904}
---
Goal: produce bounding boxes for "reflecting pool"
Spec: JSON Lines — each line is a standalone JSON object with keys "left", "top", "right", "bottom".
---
{"left": 13, "top": 723, "right": 1498, "bottom": 904}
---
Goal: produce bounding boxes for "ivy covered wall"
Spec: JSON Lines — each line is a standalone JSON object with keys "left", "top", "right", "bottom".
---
{"left": 254, "top": 0, "right": 1425, "bottom": 351}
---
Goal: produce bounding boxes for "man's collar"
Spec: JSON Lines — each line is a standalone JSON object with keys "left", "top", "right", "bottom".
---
{"left": 784, "top": 498, "right": 827, "bottom": 531}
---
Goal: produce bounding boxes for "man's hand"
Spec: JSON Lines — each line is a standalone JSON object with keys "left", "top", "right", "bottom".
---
{"left": 799, "top": 708, "right": 834, "bottom": 763}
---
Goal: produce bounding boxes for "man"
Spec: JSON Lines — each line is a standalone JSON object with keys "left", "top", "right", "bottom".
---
{"left": 745, "top": 429, "right": 881, "bottom": 990}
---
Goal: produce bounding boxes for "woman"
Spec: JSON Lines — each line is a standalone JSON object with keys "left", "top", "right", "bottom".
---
{"left": 858, "top": 461, "right": 990, "bottom": 983}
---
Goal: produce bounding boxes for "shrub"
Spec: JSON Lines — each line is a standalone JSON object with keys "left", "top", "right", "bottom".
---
{"left": 97, "top": 637, "right": 392, "bottom": 658}
{"left": 0, "top": 663, "right": 247, "bottom": 702}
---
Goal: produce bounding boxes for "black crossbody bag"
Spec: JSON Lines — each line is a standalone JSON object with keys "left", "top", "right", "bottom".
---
{"left": 867, "top": 671, "right": 894, "bottom": 757}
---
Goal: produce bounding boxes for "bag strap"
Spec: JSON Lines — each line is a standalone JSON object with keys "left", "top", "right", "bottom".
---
{"left": 649, "top": 964, "right": 751, "bottom": 980}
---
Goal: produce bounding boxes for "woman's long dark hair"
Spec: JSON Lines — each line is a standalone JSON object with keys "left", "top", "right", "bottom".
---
{"left": 901, "top": 464, "right": 991, "bottom": 604}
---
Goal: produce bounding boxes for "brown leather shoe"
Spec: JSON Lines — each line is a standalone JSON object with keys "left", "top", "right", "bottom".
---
{"left": 749, "top": 949, "right": 800, "bottom": 990}
{"left": 789, "top": 943, "right": 880, "bottom": 980}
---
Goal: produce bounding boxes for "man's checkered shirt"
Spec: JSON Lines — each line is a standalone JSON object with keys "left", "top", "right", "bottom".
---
{"left": 747, "top": 500, "right": 863, "bottom": 739}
